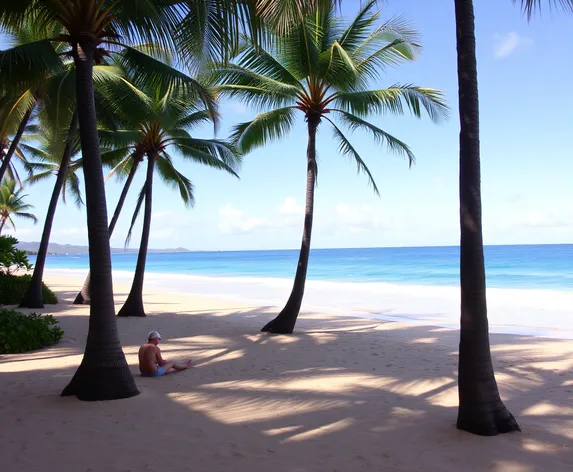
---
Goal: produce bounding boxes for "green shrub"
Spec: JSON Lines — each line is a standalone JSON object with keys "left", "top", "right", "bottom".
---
{"left": 0, "top": 235, "right": 32, "bottom": 275}
{"left": 0, "top": 308, "right": 64, "bottom": 354}
{"left": 0, "top": 274, "right": 58, "bottom": 305}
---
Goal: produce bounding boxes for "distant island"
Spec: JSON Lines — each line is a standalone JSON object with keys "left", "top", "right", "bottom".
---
{"left": 17, "top": 241, "right": 190, "bottom": 255}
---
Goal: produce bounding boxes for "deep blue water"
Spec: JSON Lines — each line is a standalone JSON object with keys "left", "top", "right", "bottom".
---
{"left": 36, "top": 244, "right": 572, "bottom": 290}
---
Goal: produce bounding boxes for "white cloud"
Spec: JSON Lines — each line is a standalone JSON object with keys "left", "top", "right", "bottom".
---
{"left": 494, "top": 32, "right": 532, "bottom": 58}
{"left": 218, "top": 205, "right": 267, "bottom": 234}
{"left": 524, "top": 206, "right": 573, "bottom": 229}
{"left": 334, "top": 203, "right": 386, "bottom": 233}
{"left": 279, "top": 196, "right": 303, "bottom": 216}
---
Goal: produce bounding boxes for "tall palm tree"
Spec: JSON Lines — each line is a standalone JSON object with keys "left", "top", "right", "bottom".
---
{"left": 0, "top": 94, "right": 36, "bottom": 185}
{"left": 216, "top": 0, "right": 447, "bottom": 334}
{"left": 0, "top": 17, "right": 65, "bottom": 184}
{"left": 0, "top": 1, "right": 194, "bottom": 401}
{"left": 18, "top": 111, "right": 80, "bottom": 308}
{"left": 0, "top": 178, "right": 37, "bottom": 234}
{"left": 110, "top": 86, "right": 240, "bottom": 318}
{"left": 453, "top": 0, "right": 572, "bottom": 435}
{"left": 0, "top": 0, "right": 346, "bottom": 401}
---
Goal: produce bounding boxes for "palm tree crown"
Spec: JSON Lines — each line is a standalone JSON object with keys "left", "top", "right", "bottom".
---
{"left": 0, "top": 178, "right": 37, "bottom": 233}
{"left": 215, "top": 0, "right": 448, "bottom": 334}
{"left": 218, "top": 0, "right": 447, "bottom": 191}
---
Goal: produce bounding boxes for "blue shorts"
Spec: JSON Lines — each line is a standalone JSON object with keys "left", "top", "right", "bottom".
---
{"left": 143, "top": 365, "right": 165, "bottom": 377}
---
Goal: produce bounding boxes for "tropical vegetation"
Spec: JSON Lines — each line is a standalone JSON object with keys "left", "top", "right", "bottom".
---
{"left": 216, "top": 0, "right": 447, "bottom": 333}
{"left": 0, "top": 178, "right": 37, "bottom": 234}
{"left": 0, "top": 0, "right": 569, "bottom": 443}
{"left": 0, "top": 308, "right": 63, "bottom": 353}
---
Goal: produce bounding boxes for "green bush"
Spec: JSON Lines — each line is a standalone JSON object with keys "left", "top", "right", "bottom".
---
{"left": 0, "top": 274, "right": 58, "bottom": 305}
{"left": 0, "top": 235, "right": 32, "bottom": 275}
{"left": 0, "top": 308, "right": 64, "bottom": 354}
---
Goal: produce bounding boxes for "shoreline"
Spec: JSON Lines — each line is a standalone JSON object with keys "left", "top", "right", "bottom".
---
{"left": 45, "top": 268, "right": 573, "bottom": 340}
{"left": 2, "top": 274, "right": 572, "bottom": 472}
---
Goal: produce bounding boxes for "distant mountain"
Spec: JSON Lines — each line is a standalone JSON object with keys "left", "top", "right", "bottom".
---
{"left": 17, "top": 241, "right": 190, "bottom": 255}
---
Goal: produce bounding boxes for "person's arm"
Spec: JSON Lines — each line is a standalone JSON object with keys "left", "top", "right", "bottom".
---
{"left": 155, "top": 347, "right": 167, "bottom": 366}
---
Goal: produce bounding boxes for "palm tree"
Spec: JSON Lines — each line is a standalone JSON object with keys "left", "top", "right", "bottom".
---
{"left": 453, "top": 0, "right": 572, "bottom": 435}
{"left": 0, "top": 178, "right": 37, "bottom": 234}
{"left": 18, "top": 111, "right": 81, "bottom": 308}
{"left": 0, "top": 94, "right": 36, "bottom": 185}
{"left": 216, "top": 0, "right": 447, "bottom": 334}
{"left": 0, "top": 1, "right": 196, "bottom": 401}
{"left": 110, "top": 86, "right": 240, "bottom": 318}
{"left": 71, "top": 43, "right": 221, "bottom": 305}
{"left": 0, "top": 17, "right": 66, "bottom": 184}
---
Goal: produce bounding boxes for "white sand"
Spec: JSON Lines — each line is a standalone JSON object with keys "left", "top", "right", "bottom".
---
{"left": 1, "top": 274, "right": 572, "bottom": 472}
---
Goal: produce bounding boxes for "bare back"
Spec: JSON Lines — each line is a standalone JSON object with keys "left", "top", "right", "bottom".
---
{"left": 138, "top": 343, "right": 160, "bottom": 375}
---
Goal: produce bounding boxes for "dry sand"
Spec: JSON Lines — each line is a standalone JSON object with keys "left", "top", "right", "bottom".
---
{"left": 1, "top": 274, "right": 572, "bottom": 472}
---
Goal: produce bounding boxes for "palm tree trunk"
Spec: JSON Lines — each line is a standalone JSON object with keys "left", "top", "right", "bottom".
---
{"left": 261, "top": 117, "right": 319, "bottom": 334}
{"left": 0, "top": 217, "right": 5, "bottom": 234}
{"left": 61, "top": 41, "right": 138, "bottom": 401}
{"left": 454, "top": 0, "right": 519, "bottom": 436}
{"left": 117, "top": 153, "right": 155, "bottom": 317}
{"left": 0, "top": 104, "right": 35, "bottom": 183}
{"left": 74, "top": 158, "right": 141, "bottom": 305}
{"left": 19, "top": 111, "right": 79, "bottom": 309}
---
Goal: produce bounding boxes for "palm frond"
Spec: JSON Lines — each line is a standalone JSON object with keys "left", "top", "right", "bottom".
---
{"left": 325, "top": 117, "right": 380, "bottom": 196}
{"left": 215, "top": 64, "right": 300, "bottom": 110}
{"left": 155, "top": 153, "right": 195, "bottom": 206}
{"left": 229, "top": 106, "right": 297, "bottom": 154}
{"left": 119, "top": 46, "right": 218, "bottom": 121}
{"left": 334, "top": 85, "right": 448, "bottom": 122}
{"left": 515, "top": 0, "right": 573, "bottom": 18}
{"left": 0, "top": 39, "right": 64, "bottom": 94}
{"left": 331, "top": 109, "right": 416, "bottom": 166}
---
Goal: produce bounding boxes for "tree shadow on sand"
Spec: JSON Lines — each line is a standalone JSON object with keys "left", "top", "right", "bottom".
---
{"left": 1, "top": 292, "right": 572, "bottom": 472}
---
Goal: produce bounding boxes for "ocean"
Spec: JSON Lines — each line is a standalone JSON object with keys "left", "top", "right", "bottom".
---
{"left": 39, "top": 244, "right": 573, "bottom": 338}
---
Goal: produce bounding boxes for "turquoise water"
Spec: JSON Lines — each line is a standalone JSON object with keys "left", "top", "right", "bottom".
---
{"left": 37, "top": 244, "right": 572, "bottom": 290}
{"left": 42, "top": 244, "right": 572, "bottom": 338}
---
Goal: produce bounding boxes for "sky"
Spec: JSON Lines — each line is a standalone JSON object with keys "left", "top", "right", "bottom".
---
{"left": 2, "top": 0, "right": 572, "bottom": 251}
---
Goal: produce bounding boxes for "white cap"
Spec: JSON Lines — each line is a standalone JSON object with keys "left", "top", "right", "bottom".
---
{"left": 148, "top": 330, "right": 162, "bottom": 340}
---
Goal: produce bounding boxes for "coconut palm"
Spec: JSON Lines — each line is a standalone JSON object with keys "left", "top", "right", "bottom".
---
{"left": 0, "top": 94, "right": 35, "bottom": 185}
{"left": 216, "top": 0, "right": 447, "bottom": 334}
{"left": 107, "top": 86, "right": 240, "bottom": 318}
{"left": 0, "top": 17, "right": 65, "bottom": 184}
{"left": 453, "top": 0, "right": 573, "bottom": 436}
{"left": 0, "top": 1, "right": 196, "bottom": 401}
{"left": 0, "top": 0, "right": 342, "bottom": 402}
{"left": 0, "top": 178, "right": 37, "bottom": 234}
{"left": 18, "top": 111, "right": 81, "bottom": 308}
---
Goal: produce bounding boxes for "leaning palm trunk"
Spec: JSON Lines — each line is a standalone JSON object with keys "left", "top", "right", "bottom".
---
{"left": 0, "top": 217, "right": 6, "bottom": 234}
{"left": 74, "top": 158, "right": 141, "bottom": 305}
{"left": 19, "top": 111, "right": 79, "bottom": 308}
{"left": 61, "top": 42, "right": 138, "bottom": 401}
{"left": 454, "top": 0, "right": 519, "bottom": 435}
{"left": 0, "top": 105, "right": 35, "bottom": 183}
{"left": 117, "top": 153, "right": 155, "bottom": 318}
{"left": 261, "top": 117, "right": 319, "bottom": 334}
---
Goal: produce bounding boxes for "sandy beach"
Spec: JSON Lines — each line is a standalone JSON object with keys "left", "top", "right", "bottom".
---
{"left": 1, "top": 274, "right": 572, "bottom": 472}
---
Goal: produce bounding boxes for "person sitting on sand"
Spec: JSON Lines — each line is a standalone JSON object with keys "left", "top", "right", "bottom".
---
{"left": 138, "top": 331, "right": 192, "bottom": 377}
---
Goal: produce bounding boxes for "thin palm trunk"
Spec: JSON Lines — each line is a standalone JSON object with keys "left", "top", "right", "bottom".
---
{"left": 19, "top": 110, "right": 79, "bottom": 309}
{"left": 117, "top": 153, "right": 155, "bottom": 318}
{"left": 454, "top": 0, "right": 519, "bottom": 436}
{"left": 74, "top": 158, "right": 141, "bottom": 305}
{"left": 261, "top": 117, "right": 319, "bottom": 334}
{"left": 0, "top": 105, "right": 35, "bottom": 183}
{"left": 61, "top": 42, "right": 138, "bottom": 401}
{"left": 0, "top": 217, "right": 5, "bottom": 234}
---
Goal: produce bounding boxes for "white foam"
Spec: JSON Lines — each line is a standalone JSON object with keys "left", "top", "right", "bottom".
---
{"left": 47, "top": 268, "right": 573, "bottom": 339}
